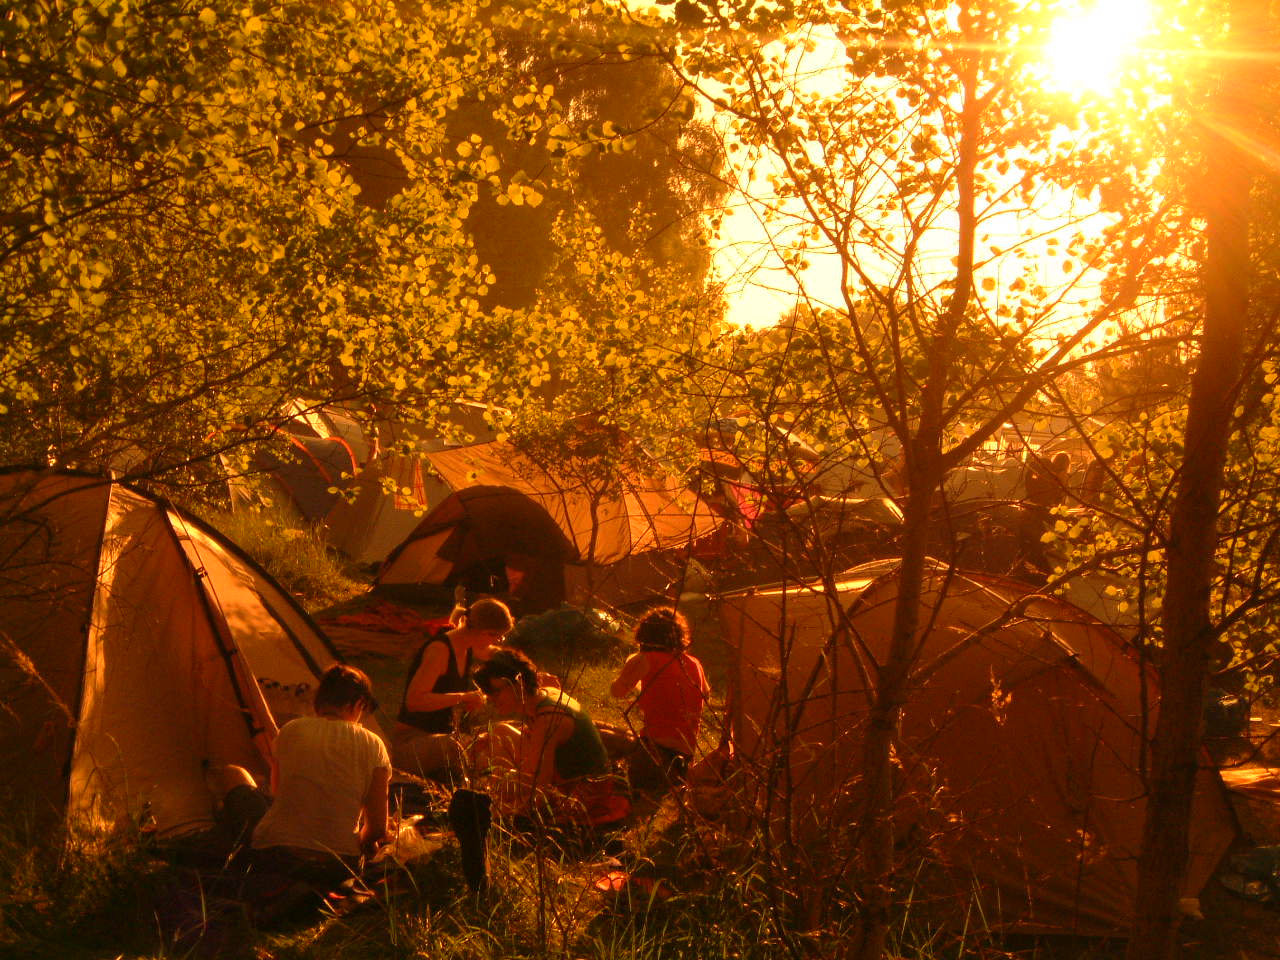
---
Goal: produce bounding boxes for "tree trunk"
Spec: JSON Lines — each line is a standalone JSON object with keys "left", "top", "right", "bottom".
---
{"left": 1125, "top": 3, "right": 1258, "bottom": 954}
{"left": 852, "top": 455, "right": 939, "bottom": 960}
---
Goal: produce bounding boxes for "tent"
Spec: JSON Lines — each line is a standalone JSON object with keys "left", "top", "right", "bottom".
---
{"left": 718, "top": 559, "right": 1236, "bottom": 935}
{"left": 250, "top": 401, "right": 368, "bottom": 523}
{"left": 424, "top": 438, "right": 721, "bottom": 563}
{"left": 377, "top": 485, "right": 579, "bottom": 612}
{"left": 0, "top": 468, "right": 364, "bottom": 837}
{"left": 323, "top": 405, "right": 497, "bottom": 565}
{"left": 377, "top": 437, "right": 722, "bottom": 611}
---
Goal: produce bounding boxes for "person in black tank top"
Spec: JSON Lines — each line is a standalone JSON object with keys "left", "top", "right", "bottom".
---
{"left": 389, "top": 597, "right": 514, "bottom": 781}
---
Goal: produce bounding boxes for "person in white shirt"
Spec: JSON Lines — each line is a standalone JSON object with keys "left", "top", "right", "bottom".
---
{"left": 249, "top": 664, "right": 390, "bottom": 867}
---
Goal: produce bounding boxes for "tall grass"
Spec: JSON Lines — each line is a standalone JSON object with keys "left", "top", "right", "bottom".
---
{"left": 198, "top": 504, "right": 368, "bottom": 611}
{"left": 0, "top": 815, "right": 167, "bottom": 958}
{"left": 0, "top": 799, "right": 1051, "bottom": 960}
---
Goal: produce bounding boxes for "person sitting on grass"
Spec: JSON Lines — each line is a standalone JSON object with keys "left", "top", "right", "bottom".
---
{"left": 391, "top": 595, "right": 515, "bottom": 781}
{"left": 441, "top": 649, "right": 629, "bottom": 895}
{"left": 251, "top": 664, "right": 389, "bottom": 866}
{"left": 472, "top": 648, "right": 627, "bottom": 824}
{"left": 610, "top": 606, "right": 710, "bottom": 791}
{"left": 209, "top": 664, "right": 390, "bottom": 915}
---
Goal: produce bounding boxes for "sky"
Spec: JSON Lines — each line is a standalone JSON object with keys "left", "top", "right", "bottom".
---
{"left": 707, "top": 0, "right": 1156, "bottom": 330}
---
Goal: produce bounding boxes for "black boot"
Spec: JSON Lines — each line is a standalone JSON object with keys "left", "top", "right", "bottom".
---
{"left": 448, "top": 789, "right": 492, "bottom": 895}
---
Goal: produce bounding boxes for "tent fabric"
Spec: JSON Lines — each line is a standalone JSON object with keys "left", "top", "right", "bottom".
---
{"left": 718, "top": 559, "right": 1235, "bottom": 935}
{"left": 324, "top": 451, "right": 453, "bottom": 565}
{"left": 253, "top": 432, "right": 358, "bottom": 523}
{"left": 0, "top": 468, "right": 365, "bottom": 837}
{"left": 378, "top": 485, "right": 578, "bottom": 613}
{"left": 423, "top": 439, "right": 721, "bottom": 565}
{"left": 323, "top": 406, "right": 496, "bottom": 565}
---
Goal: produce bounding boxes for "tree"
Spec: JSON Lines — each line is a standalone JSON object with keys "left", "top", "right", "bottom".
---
{"left": 456, "top": 31, "right": 728, "bottom": 310}
{"left": 3, "top": 0, "right": 711, "bottom": 493}
{"left": 636, "top": 0, "right": 1229, "bottom": 952}
{"left": 1126, "top": 0, "right": 1268, "bottom": 952}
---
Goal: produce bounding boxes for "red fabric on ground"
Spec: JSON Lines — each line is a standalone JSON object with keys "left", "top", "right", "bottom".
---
{"left": 318, "top": 602, "right": 450, "bottom": 636}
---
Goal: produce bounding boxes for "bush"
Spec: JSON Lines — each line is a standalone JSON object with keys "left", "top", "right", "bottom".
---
{"left": 506, "top": 605, "right": 631, "bottom": 675}
{"left": 0, "top": 816, "right": 164, "bottom": 956}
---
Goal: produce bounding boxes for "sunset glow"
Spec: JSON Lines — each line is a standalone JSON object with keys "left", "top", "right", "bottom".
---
{"left": 1042, "top": 0, "right": 1152, "bottom": 95}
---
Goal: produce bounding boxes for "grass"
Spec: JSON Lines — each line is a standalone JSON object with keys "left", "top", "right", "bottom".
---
{"left": 196, "top": 503, "right": 370, "bottom": 609}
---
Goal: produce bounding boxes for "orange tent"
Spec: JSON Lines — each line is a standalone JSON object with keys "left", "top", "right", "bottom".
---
{"left": 0, "top": 468, "right": 376, "bottom": 835}
{"left": 377, "top": 437, "right": 720, "bottom": 612}
{"left": 718, "top": 559, "right": 1236, "bottom": 935}
{"left": 422, "top": 439, "right": 720, "bottom": 564}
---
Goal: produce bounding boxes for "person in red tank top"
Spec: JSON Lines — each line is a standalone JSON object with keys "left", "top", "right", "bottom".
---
{"left": 610, "top": 606, "right": 710, "bottom": 791}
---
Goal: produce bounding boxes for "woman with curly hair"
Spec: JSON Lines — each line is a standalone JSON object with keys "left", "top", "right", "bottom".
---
{"left": 610, "top": 606, "right": 710, "bottom": 790}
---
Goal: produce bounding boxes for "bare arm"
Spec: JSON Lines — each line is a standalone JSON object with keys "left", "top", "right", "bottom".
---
{"left": 359, "top": 766, "right": 391, "bottom": 856}
{"left": 609, "top": 653, "right": 648, "bottom": 700}
{"left": 518, "top": 708, "right": 573, "bottom": 788}
{"left": 403, "top": 642, "right": 484, "bottom": 713}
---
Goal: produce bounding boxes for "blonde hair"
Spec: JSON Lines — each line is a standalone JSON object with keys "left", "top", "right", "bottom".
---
{"left": 462, "top": 598, "right": 515, "bottom": 634}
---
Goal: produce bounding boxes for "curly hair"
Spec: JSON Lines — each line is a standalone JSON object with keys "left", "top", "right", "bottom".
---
{"left": 635, "top": 606, "right": 690, "bottom": 652}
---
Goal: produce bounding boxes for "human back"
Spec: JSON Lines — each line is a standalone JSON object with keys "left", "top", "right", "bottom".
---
{"left": 613, "top": 606, "right": 709, "bottom": 753}
{"left": 630, "top": 648, "right": 708, "bottom": 755}
{"left": 252, "top": 715, "right": 388, "bottom": 857}
{"left": 251, "top": 664, "right": 390, "bottom": 860}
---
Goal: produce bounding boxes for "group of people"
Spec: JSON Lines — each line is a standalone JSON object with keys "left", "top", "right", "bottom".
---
{"left": 223, "top": 597, "right": 710, "bottom": 898}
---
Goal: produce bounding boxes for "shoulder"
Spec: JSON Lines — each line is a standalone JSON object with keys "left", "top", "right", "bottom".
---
{"left": 617, "top": 652, "right": 648, "bottom": 674}
{"left": 424, "top": 629, "right": 453, "bottom": 651}
{"left": 535, "top": 688, "right": 580, "bottom": 717}
{"left": 347, "top": 722, "right": 391, "bottom": 765}
{"left": 274, "top": 718, "right": 306, "bottom": 747}
{"left": 277, "top": 716, "right": 320, "bottom": 739}
{"left": 414, "top": 636, "right": 451, "bottom": 667}
{"left": 273, "top": 716, "right": 330, "bottom": 757}
{"left": 682, "top": 652, "right": 706, "bottom": 671}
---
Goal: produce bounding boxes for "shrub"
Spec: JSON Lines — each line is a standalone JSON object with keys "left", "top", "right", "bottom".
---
{"left": 505, "top": 605, "right": 631, "bottom": 676}
{"left": 0, "top": 816, "right": 164, "bottom": 956}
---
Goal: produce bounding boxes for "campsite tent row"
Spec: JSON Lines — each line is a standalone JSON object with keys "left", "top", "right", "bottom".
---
{"left": 253, "top": 405, "right": 723, "bottom": 612}
{"left": 0, "top": 469, "right": 361, "bottom": 836}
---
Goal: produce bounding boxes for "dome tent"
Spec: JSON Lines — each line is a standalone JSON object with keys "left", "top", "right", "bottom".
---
{"left": 378, "top": 484, "right": 578, "bottom": 613}
{"left": 377, "top": 435, "right": 722, "bottom": 612}
{"left": 718, "top": 558, "right": 1236, "bottom": 935}
{"left": 0, "top": 468, "right": 368, "bottom": 836}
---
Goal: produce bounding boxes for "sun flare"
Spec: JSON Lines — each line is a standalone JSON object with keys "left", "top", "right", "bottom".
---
{"left": 1043, "top": 0, "right": 1151, "bottom": 96}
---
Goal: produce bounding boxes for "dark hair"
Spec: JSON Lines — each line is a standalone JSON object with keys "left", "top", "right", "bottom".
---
{"left": 472, "top": 648, "right": 539, "bottom": 696}
{"left": 462, "top": 598, "right": 515, "bottom": 635}
{"left": 314, "top": 664, "right": 378, "bottom": 714}
{"left": 635, "top": 606, "right": 690, "bottom": 652}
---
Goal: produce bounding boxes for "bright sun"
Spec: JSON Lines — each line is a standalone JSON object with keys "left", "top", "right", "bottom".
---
{"left": 1043, "top": 0, "right": 1152, "bottom": 95}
